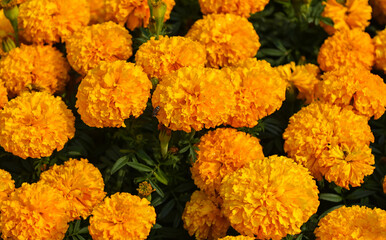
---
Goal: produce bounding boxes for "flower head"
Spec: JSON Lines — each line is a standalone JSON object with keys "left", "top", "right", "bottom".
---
{"left": 76, "top": 61, "right": 151, "bottom": 128}
{"left": 182, "top": 190, "right": 230, "bottom": 240}
{"left": 88, "top": 0, "right": 106, "bottom": 24}
{"left": 0, "top": 44, "right": 70, "bottom": 98}
{"left": 186, "top": 14, "right": 260, "bottom": 68}
{"left": 198, "top": 0, "right": 269, "bottom": 17}
{"left": 218, "top": 236, "right": 255, "bottom": 240}
{"left": 89, "top": 192, "right": 156, "bottom": 240}
{"left": 0, "top": 81, "right": 7, "bottom": 109}
{"left": 317, "top": 29, "right": 374, "bottom": 72}
{"left": 137, "top": 181, "right": 155, "bottom": 198}
{"left": 66, "top": 21, "right": 133, "bottom": 75}
{"left": 0, "top": 92, "right": 75, "bottom": 159}
{"left": 374, "top": 28, "right": 386, "bottom": 74}
{"left": 220, "top": 155, "right": 319, "bottom": 239}
{"left": 0, "top": 169, "right": 14, "bottom": 203}
{"left": 0, "top": 0, "right": 25, "bottom": 8}
{"left": 135, "top": 36, "right": 207, "bottom": 80}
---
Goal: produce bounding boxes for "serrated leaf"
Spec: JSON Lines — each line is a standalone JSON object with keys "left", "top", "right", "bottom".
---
{"left": 154, "top": 169, "right": 169, "bottom": 185}
{"left": 126, "top": 162, "right": 153, "bottom": 172}
{"left": 346, "top": 189, "right": 375, "bottom": 200}
{"left": 111, "top": 155, "right": 129, "bottom": 174}
{"left": 74, "top": 220, "right": 81, "bottom": 231}
{"left": 77, "top": 227, "right": 89, "bottom": 235}
{"left": 319, "top": 193, "right": 343, "bottom": 202}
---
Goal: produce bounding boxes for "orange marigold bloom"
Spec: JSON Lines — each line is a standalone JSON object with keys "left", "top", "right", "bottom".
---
{"left": 191, "top": 128, "right": 264, "bottom": 203}
{"left": 370, "top": 0, "right": 386, "bottom": 25}
{"left": 220, "top": 155, "right": 319, "bottom": 239}
{"left": 105, "top": 0, "right": 175, "bottom": 30}
{"left": 316, "top": 66, "right": 386, "bottom": 119}
{"left": 76, "top": 61, "right": 151, "bottom": 128}
{"left": 315, "top": 205, "right": 386, "bottom": 239}
{"left": 276, "top": 62, "right": 320, "bottom": 104}
{"left": 18, "top": 0, "right": 90, "bottom": 44}
{"left": 0, "top": 81, "right": 7, "bottom": 109}
{"left": 317, "top": 29, "right": 374, "bottom": 72}
{"left": 0, "top": 169, "right": 14, "bottom": 204}
{"left": 321, "top": 0, "right": 372, "bottom": 35}
{"left": 218, "top": 236, "right": 255, "bottom": 240}
{"left": 152, "top": 66, "right": 236, "bottom": 132}
{"left": 39, "top": 158, "right": 106, "bottom": 220}
{"left": 135, "top": 36, "right": 207, "bottom": 80}
{"left": 222, "top": 58, "right": 286, "bottom": 128}
{"left": 137, "top": 181, "right": 155, "bottom": 198}
{"left": 186, "top": 14, "right": 260, "bottom": 68}
{"left": 374, "top": 28, "right": 386, "bottom": 73}
{"left": 66, "top": 21, "right": 133, "bottom": 75}
{"left": 89, "top": 192, "right": 156, "bottom": 240}
{"left": 0, "top": 0, "right": 25, "bottom": 8}
{"left": 0, "top": 182, "right": 71, "bottom": 240}
{"left": 198, "top": 0, "right": 269, "bottom": 17}
{"left": 88, "top": 0, "right": 106, "bottom": 24}
{"left": 383, "top": 176, "right": 386, "bottom": 194}
{"left": 0, "top": 92, "right": 75, "bottom": 159}
{"left": 283, "top": 102, "right": 374, "bottom": 186}
{"left": 182, "top": 190, "right": 230, "bottom": 240}
{"left": 0, "top": 44, "right": 70, "bottom": 98}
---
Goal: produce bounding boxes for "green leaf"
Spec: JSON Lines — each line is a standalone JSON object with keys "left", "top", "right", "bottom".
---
{"left": 320, "top": 17, "right": 334, "bottom": 26}
{"left": 149, "top": 179, "right": 165, "bottom": 198}
{"left": 259, "top": 48, "right": 285, "bottom": 57}
{"left": 346, "top": 189, "right": 375, "bottom": 200}
{"left": 77, "top": 236, "right": 86, "bottom": 240}
{"left": 74, "top": 220, "right": 81, "bottom": 231}
{"left": 77, "top": 227, "right": 89, "bottom": 235}
{"left": 159, "top": 200, "right": 176, "bottom": 219}
{"left": 319, "top": 193, "right": 343, "bottom": 202}
{"left": 154, "top": 168, "right": 169, "bottom": 185}
{"left": 126, "top": 162, "right": 153, "bottom": 172}
{"left": 152, "top": 223, "right": 162, "bottom": 229}
{"left": 136, "top": 149, "right": 155, "bottom": 166}
{"left": 111, "top": 155, "right": 129, "bottom": 174}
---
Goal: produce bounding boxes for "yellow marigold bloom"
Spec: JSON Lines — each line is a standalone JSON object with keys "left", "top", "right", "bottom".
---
{"left": 191, "top": 128, "right": 264, "bottom": 203}
{"left": 316, "top": 66, "right": 386, "bottom": 119}
{"left": 152, "top": 66, "right": 236, "bottom": 132}
{"left": 186, "top": 14, "right": 260, "bottom": 68}
{"left": 135, "top": 36, "right": 207, "bottom": 80}
{"left": 182, "top": 190, "right": 230, "bottom": 240}
{"left": 218, "top": 236, "right": 255, "bottom": 240}
{"left": 0, "top": 182, "right": 71, "bottom": 240}
{"left": 66, "top": 21, "right": 133, "bottom": 75}
{"left": 18, "top": 0, "right": 90, "bottom": 44}
{"left": 0, "top": 169, "right": 14, "bottom": 204}
{"left": 0, "top": 44, "right": 70, "bottom": 98}
{"left": 321, "top": 0, "right": 372, "bottom": 35}
{"left": 198, "top": 0, "right": 269, "bottom": 17}
{"left": 39, "top": 158, "right": 106, "bottom": 220}
{"left": 76, "top": 61, "right": 151, "bottom": 128}
{"left": 0, "top": 81, "right": 7, "bottom": 109}
{"left": 374, "top": 28, "right": 386, "bottom": 73}
{"left": 370, "top": 0, "right": 386, "bottom": 25}
{"left": 220, "top": 155, "right": 319, "bottom": 239}
{"left": 105, "top": 0, "right": 175, "bottom": 30}
{"left": 88, "top": 0, "right": 106, "bottom": 24}
{"left": 276, "top": 62, "right": 320, "bottom": 104}
{"left": 283, "top": 102, "right": 374, "bottom": 182}
{"left": 315, "top": 205, "right": 386, "bottom": 240}
{"left": 89, "top": 192, "right": 156, "bottom": 240}
{"left": 317, "top": 29, "right": 374, "bottom": 72}
{"left": 222, "top": 58, "right": 286, "bottom": 128}
{"left": 0, "top": 92, "right": 75, "bottom": 159}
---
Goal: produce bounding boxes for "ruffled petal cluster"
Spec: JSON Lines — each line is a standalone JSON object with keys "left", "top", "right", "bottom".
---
{"left": 220, "top": 155, "right": 319, "bottom": 239}
{"left": 321, "top": 0, "right": 372, "bottom": 35}
{"left": 39, "top": 158, "right": 106, "bottom": 220}
{"left": 374, "top": 28, "right": 386, "bottom": 73}
{"left": 0, "top": 0, "right": 26, "bottom": 8}
{"left": 0, "top": 169, "right": 14, "bottom": 203}
{"left": 370, "top": 0, "right": 386, "bottom": 25}
{"left": 0, "top": 44, "right": 70, "bottom": 98}
{"left": 0, "top": 182, "right": 71, "bottom": 240}
{"left": 0, "top": 92, "right": 75, "bottom": 159}
{"left": 89, "top": 192, "right": 156, "bottom": 240}
{"left": 218, "top": 236, "right": 255, "bottom": 240}
{"left": 0, "top": 81, "right": 7, "bottom": 109}
{"left": 223, "top": 59, "right": 286, "bottom": 127}
{"left": 283, "top": 102, "right": 374, "bottom": 188}
{"left": 66, "top": 21, "right": 133, "bottom": 75}
{"left": 186, "top": 14, "right": 260, "bottom": 68}
{"left": 182, "top": 190, "right": 230, "bottom": 240}
{"left": 135, "top": 36, "right": 207, "bottom": 80}
{"left": 317, "top": 29, "right": 374, "bottom": 72}
{"left": 198, "top": 0, "right": 269, "bottom": 17}
{"left": 191, "top": 128, "right": 264, "bottom": 203}
{"left": 316, "top": 66, "right": 386, "bottom": 119}
{"left": 315, "top": 205, "right": 386, "bottom": 239}
{"left": 105, "top": 0, "right": 175, "bottom": 30}
{"left": 18, "top": 0, "right": 90, "bottom": 44}
{"left": 152, "top": 66, "right": 236, "bottom": 132}
{"left": 88, "top": 0, "right": 106, "bottom": 24}
{"left": 76, "top": 61, "right": 151, "bottom": 128}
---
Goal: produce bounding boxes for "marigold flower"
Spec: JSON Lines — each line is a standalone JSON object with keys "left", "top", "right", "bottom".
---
{"left": 316, "top": 66, "right": 386, "bottom": 119}
{"left": 321, "top": 0, "right": 372, "bottom": 35}
{"left": 182, "top": 190, "right": 230, "bottom": 240}
{"left": 0, "top": 81, "right": 7, "bottom": 109}
{"left": 370, "top": 0, "right": 386, "bottom": 25}
{"left": 191, "top": 128, "right": 264, "bottom": 203}
{"left": 0, "top": 169, "right": 14, "bottom": 203}
{"left": 0, "top": 44, "right": 70, "bottom": 98}
{"left": 152, "top": 66, "right": 236, "bottom": 132}
{"left": 89, "top": 192, "right": 156, "bottom": 240}
{"left": 315, "top": 205, "right": 386, "bottom": 239}
{"left": 105, "top": 0, "right": 175, "bottom": 30}
{"left": 383, "top": 176, "right": 386, "bottom": 194}
{"left": 137, "top": 181, "right": 155, "bottom": 198}
{"left": 0, "top": 0, "right": 25, "bottom": 8}
{"left": 0, "top": 92, "right": 75, "bottom": 159}
{"left": 39, "top": 158, "right": 106, "bottom": 220}
{"left": 317, "top": 29, "right": 374, "bottom": 72}
{"left": 18, "top": 0, "right": 90, "bottom": 44}
{"left": 283, "top": 102, "right": 374, "bottom": 185}
{"left": 76, "top": 61, "right": 151, "bottom": 128}
{"left": 135, "top": 36, "right": 207, "bottom": 80}
{"left": 66, "top": 21, "right": 133, "bottom": 75}
{"left": 218, "top": 236, "right": 255, "bottom": 240}
{"left": 186, "top": 14, "right": 260, "bottom": 68}
{"left": 222, "top": 58, "right": 286, "bottom": 128}
{"left": 220, "top": 155, "right": 319, "bottom": 239}
{"left": 0, "top": 182, "right": 71, "bottom": 240}
{"left": 198, "top": 0, "right": 269, "bottom": 17}
{"left": 88, "top": 0, "right": 106, "bottom": 24}
{"left": 374, "top": 28, "right": 386, "bottom": 73}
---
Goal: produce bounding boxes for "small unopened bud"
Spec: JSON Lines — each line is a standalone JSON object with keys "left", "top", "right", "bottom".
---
{"left": 3, "top": 5, "right": 19, "bottom": 21}
{"left": 2, "top": 37, "right": 16, "bottom": 52}
{"left": 159, "top": 125, "right": 171, "bottom": 158}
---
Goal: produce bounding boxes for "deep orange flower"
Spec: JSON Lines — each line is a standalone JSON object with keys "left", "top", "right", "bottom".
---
{"left": 0, "top": 169, "right": 14, "bottom": 204}
{"left": 198, "top": 0, "right": 269, "bottom": 17}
